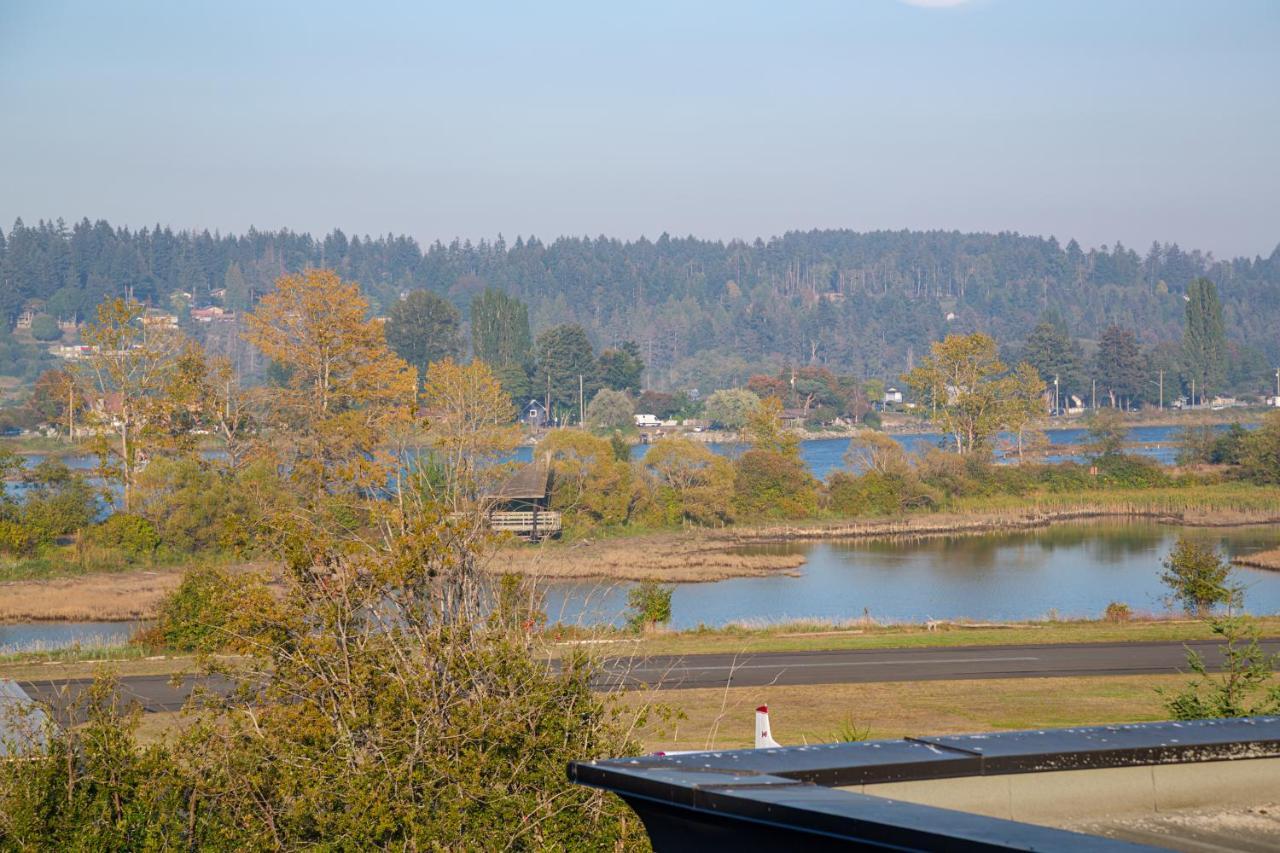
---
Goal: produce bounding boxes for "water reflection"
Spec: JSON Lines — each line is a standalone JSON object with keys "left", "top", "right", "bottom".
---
{"left": 542, "top": 522, "right": 1280, "bottom": 629}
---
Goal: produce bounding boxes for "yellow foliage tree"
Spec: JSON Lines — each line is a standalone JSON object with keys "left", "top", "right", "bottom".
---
{"left": 243, "top": 270, "right": 417, "bottom": 529}
{"left": 903, "top": 333, "right": 1042, "bottom": 455}
{"left": 420, "top": 357, "right": 520, "bottom": 508}
{"left": 79, "top": 299, "right": 188, "bottom": 512}
{"left": 640, "top": 437, "right": 734, "bottom": 526}
{"left": 539, "top": 429, "right": 637, "bottom": 528}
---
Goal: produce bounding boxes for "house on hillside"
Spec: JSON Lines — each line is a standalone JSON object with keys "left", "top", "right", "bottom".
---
{"left": 141, "top": 310, "right": 179, "bottom": 329}
{"left": 634, "top": 413, "right": 661, "bottom": 428}
{"left": 520, "top": 399, "right": 550, "bottom": 429}
{"left": 883, "top": 387, "right": 903, "bottom": 406}
{"left": 190, "top": 306, "right": 235, "bottom": 323}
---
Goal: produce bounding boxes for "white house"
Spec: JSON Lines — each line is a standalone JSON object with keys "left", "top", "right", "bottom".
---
{"left": 883, "top": 387, "right": 903, "bottom": 405}
{"left": 634, "top": 413, "right": 661, "bottom": 428}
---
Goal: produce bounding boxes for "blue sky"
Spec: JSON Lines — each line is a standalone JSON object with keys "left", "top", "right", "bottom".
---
{"left": 1, "top": 0, "right": 1277, "bottom": 257}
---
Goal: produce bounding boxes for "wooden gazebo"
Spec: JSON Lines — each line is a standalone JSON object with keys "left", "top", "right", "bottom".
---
{"left": 482, "top": 459, "right": 562, "bottom": 541}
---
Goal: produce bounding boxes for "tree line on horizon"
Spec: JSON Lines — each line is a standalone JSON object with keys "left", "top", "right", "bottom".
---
{"left": 2, "top": 217, "right": 1278, "bottom": 397}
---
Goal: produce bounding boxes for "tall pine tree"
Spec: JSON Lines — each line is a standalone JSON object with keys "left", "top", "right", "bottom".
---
{"left": 470, "top": 288, "right": 531, "bottom": 368}
{"left": 1182, "top": 277, "right": 1225, "bottom": 404}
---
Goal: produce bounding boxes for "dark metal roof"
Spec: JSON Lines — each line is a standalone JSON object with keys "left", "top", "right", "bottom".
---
{"left": 569, "top": 717, "right": 1280, "bottom": 851}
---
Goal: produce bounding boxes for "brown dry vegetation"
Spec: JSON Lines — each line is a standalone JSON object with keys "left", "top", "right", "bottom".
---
{"left": 0, "top": 562, "right": 278, "bottom": 622}
{"left": 0, "top": 570, "right": 183, "bottom": 622}
{"left": 494, "top": 534, "right": 806, "bottom": 582}
{"left": 728, "top": 505, "right": 1280, "bottom": 546}
{"left": 1234, "top": 547, "right": 1280, "bottom": 572}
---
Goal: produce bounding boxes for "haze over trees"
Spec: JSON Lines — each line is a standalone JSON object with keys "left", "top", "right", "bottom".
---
{"left": 3, "top": 219, "right": 1278, "bottom": 398}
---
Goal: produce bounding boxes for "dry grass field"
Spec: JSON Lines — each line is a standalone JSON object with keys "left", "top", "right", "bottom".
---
{"left": 624, "top": 674, "right": 1197, "bottom": 753}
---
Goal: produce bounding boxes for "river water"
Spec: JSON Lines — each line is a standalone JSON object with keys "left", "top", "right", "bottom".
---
{"left": 0, "top": 621, "right": 140, "bottom": 654}
{"left": 8, "top": 523, "right": 1278, "bottom": 648}
{"left": 540, "top": 522, "right": 1280, "bottom": 629}
{"left": 511, "top": 423, "right": 1207, "bottom": 480}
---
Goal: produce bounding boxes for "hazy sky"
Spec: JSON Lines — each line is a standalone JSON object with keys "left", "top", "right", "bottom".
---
{"left": 2, "top": 0, "right": 1277, "bottom": 257}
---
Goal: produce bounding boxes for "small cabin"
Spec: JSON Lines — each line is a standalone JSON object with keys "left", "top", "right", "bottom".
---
{"left": 779, "top": 408, "right": 808, "bottom": 429}
{"left": 520, "top": 399, "right": 550, "bottom": 429}
{"left": 634, "top": 413, "right": 661, "bottom": 428}
{"left": 482, "top": 460, "right": 561, "bottom": 541}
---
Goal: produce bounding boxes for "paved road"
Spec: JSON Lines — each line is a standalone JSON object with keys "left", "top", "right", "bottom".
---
{"left": 19, "top": 639, "right": 1279, "bottom": 718}
{"left": 592, "top": 639, "right": 1280, "bottom": 690}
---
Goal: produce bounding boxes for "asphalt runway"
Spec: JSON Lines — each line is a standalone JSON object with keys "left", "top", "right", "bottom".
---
{"left": 19, "top": 639, "right": 1277, "bottom": 719}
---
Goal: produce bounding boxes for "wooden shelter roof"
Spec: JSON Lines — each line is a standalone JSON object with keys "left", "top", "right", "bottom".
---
{"left": 486, "top": 460, "right": 551, "bottom": 501}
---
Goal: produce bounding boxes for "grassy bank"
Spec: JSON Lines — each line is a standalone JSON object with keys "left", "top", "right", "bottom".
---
{"left": 550, "top": 615, "right": 1280, "bottom": 658}
{"left": 626, "top": 674, "right": 1201, "bottom": 752}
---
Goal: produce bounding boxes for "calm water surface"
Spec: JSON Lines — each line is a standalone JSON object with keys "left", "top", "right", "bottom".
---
{"left": 0, "top": 621, "right": 139, "bottom": 653}
{"left": 541, "top": 522, "right": 1280, "bottom": 629}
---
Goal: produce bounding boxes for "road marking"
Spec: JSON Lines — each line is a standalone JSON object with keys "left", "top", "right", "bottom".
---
{"left": 607, "top": 655, "right": 1041, "bottom": 673}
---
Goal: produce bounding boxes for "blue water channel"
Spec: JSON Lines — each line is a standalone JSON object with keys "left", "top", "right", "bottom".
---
{"left": 540, "top": 522, "right": 1280, "bottom": 629}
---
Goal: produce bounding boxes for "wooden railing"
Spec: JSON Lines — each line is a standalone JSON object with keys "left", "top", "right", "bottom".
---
{"left": 487, "top": 510, "right": 562, "bottom": 538}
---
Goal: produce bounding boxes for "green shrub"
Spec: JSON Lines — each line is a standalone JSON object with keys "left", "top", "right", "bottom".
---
{"left": 826, "top": 470, "right": 936, "bottom": 517}
{"left": 90, "top": 513, "right": 160, "bottom": 560}
{"left": 1160, "top": 537, "right": 1240, "bottom": 616}
{"left": 28, "top": 314, "right": 61, "bottom": 342}
{"left": 1240, "top": 412, "right": 1280, "bottom": 484}
{"left": 1162, "top": 617, "right": 1280, "bottom": 719}
{"left": 1094, "top": 454, "right": 1170, "bottom": 488}
{"left": 733, "top": 448, "right": 819, "bottom": 518}
{"left": 626, "top": 581, "right": 673, "bottom": 632}
{"left": 151, "top": 566, "right": 243, "bottom": 652}
{"left": 0, "top": 519, "right": 35, "bottom": 556}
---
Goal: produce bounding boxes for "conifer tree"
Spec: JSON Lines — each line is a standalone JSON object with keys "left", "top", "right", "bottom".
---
{"left": 1182, "top": 277, "right": 1226, "bottom": 403}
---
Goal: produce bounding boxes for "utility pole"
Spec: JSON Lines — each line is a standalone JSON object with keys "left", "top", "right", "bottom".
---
{"left": 578, "top": 374, "right": 584, "bottom": 428}
{"left": 1158, "top": 370, "right": 1163, "bottom": 411}
{"left": 1191, "top": 378, "right": 1195, "bottom": 410}
{"left": 1053, "top": 375, "right": 1059, "bottom": 417}
{"left": 1091, "top": 378, "right": 1096, "bottom": 411}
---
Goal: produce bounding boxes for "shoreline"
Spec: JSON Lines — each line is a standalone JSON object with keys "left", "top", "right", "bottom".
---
{"left": 495, "top": 501, "right": 1280, "bottom": 584}
{"left": 1234, "top": 547, "right": 1280, "bottom": 572}
{"left": 3, "top": 503, "right": 1276, "bottom": 623}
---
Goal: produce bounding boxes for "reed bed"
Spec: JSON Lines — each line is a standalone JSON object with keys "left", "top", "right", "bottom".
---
{"left": 0, "top": 570, "right": 183, "bottom": 622}
{"left": 728, "top": 485, "right": 1280, "bottom": 545}
{"left": 1234, "top": 547, "right": 1280, "bottom": 572}
{"left": 496, "top": 536, "right": 807, "bottom": 582}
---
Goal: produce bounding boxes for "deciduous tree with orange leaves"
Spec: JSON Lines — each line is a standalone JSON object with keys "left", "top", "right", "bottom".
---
{"left": 244, "top": 270, "right": 417, "bottom": 529}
